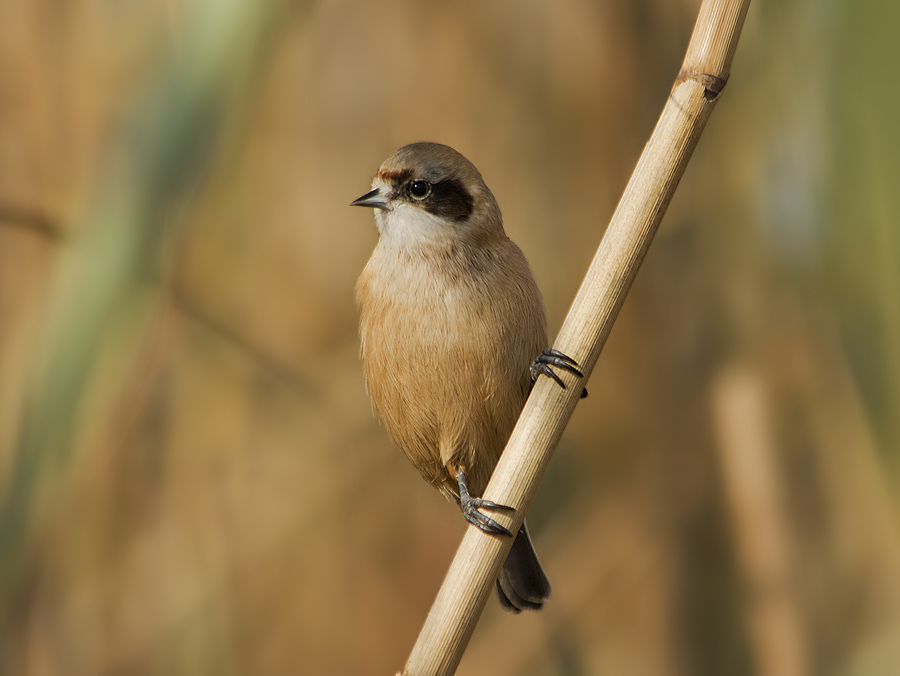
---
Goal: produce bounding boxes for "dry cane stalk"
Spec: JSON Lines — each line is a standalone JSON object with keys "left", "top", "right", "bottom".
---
{"left": 401, "top": 1, "right": 752, "bottom": 674}
{"left": 711, "top": 366, "right": 810, "bottom": 676}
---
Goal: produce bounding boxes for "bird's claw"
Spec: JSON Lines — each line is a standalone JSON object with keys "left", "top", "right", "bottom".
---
{"left": 530, "top": 348, "right": 586, "bottom": 396}
{"left": 462, "top": 496, "right": 513, "bottom": 536}
{"left": 456, "top": 470, "right": 513, "bottom": 537}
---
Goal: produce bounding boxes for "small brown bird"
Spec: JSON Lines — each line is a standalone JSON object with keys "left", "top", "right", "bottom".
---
{"left": 352, "top": 142, "right": 583, "bottom": 612}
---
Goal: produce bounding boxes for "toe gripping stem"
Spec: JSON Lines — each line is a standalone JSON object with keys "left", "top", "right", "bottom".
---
{"left": 456, "top": 470, "right": 513, "bottom": 537}
{"left": 530, "top": 348, "right": 587, "bottom": 398}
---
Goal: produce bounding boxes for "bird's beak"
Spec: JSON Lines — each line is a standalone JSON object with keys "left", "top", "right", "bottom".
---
{"left": 350, "top": 188, "right": 389, "bottom": 210}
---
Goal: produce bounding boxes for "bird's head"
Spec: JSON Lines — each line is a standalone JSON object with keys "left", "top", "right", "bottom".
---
{"left": 351, "top": 142, "right": 504, "bottom": 249}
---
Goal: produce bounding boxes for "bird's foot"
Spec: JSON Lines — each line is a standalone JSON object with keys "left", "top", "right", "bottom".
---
{"left": 456, "top": 470, "right": 513, "bottom": 537}
{"left": 530, "top": 348, "right": 587, "bottom": 398}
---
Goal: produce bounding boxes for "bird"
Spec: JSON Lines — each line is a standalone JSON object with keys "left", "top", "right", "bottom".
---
{"left": 352, "top": 142, "right": 584, "bottom": 612}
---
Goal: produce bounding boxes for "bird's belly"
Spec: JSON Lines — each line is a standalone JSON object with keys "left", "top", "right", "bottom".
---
{"left": 362, "top": 293, "right": 528, "bottom": 498}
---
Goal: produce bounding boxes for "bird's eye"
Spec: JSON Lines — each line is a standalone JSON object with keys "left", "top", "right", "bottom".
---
{"left": 408, "top": 180, "right": 431, "bottom": 199}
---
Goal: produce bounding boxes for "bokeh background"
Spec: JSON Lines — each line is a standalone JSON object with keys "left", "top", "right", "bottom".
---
{"left": 1, "top": 0, "right": 898, "bottom": 674}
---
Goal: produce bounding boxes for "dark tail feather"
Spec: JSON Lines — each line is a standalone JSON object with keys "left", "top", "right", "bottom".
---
{"left": 496, "top": 521, "right": 551, "bottom": 612}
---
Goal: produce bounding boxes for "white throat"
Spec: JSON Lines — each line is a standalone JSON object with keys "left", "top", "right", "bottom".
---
{"left": 375, "top": 202, "right": 458, "bottom": 250}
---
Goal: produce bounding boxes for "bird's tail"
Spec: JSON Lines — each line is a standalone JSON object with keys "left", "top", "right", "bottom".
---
{"left": 496, "top": 521, "right": 551, "bottom": 612}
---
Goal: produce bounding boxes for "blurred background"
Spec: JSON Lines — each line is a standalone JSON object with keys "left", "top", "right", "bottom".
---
{"left": 1, "top": 0, "right": 898, "bottom": 674}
